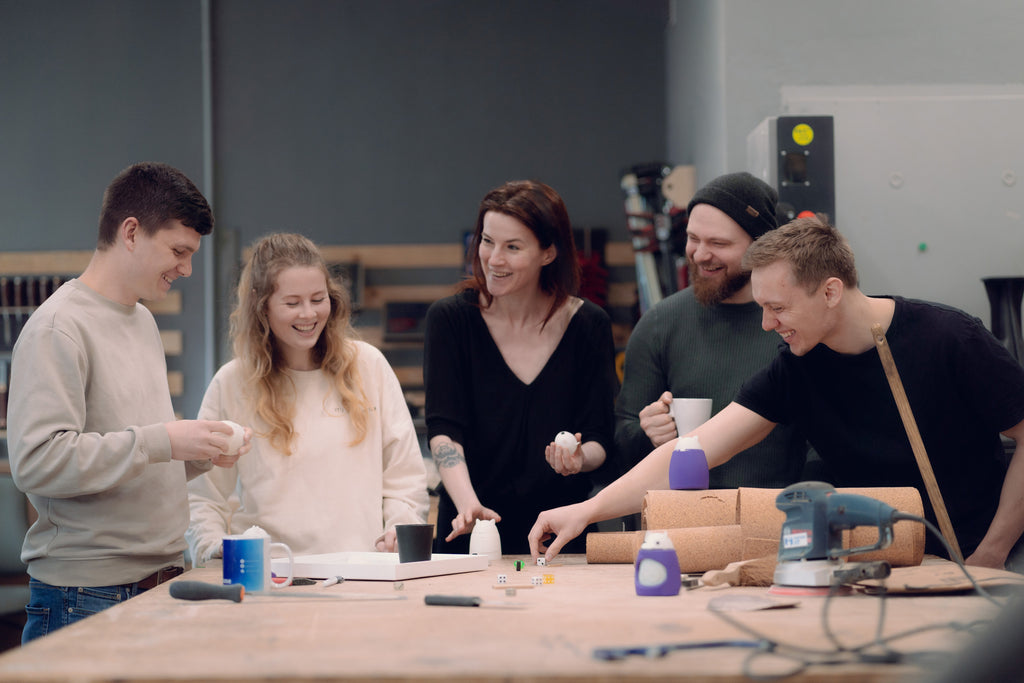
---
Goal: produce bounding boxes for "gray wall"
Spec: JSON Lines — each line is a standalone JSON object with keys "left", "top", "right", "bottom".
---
{"left": 666, "top": 0, "right": 1024, "bottom": 324}
{"left": 668, "top": 0, "right": 1024, "bottom": 185}
{"left": 1, "top": 2, "right": 208, "bottom": 245}
{"left": 0, "top": 0, "right": 211, "bottom": 417}
{"left": 0, "top": 0, "right": 668, "bottom": 419}
{"left": 8, "top": 0, "right": 1024, "bottom": 420}
{"left": 213, "top": 0, "right": 668, "bottom": 246}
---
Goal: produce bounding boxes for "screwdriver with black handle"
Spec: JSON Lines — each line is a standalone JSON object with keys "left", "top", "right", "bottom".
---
{"left": 169, "top": 581, "right": 244, "bottom": 602}
{"left": 169, "top": 580, "right": 406, "bottom": 602}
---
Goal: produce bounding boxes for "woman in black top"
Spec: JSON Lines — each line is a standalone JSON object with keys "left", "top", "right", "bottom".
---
{"left": 425, "top": 180, "right": 618, "bottom": 555}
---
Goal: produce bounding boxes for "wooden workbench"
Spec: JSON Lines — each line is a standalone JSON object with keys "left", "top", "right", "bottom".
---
{"left": 0, "top": 555, "right": 1002, "bottom": 682}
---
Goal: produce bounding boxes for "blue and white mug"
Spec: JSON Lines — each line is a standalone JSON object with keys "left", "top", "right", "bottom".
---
{"left": 222, "top": 532, "right": 294, "bottom": 592}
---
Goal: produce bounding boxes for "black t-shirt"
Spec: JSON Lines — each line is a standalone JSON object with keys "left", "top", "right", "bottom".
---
{"left": 736, "top": 296, "right": 1024, "bottom": 557}
{"left": 425, "top": 290, "right": 618, "bottom": 554}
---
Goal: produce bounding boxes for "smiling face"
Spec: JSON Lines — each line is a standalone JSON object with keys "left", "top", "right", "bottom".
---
{"left": 477, "top": 211, "right": 555, "bottom": 298}
{"left": 752, "top": 260, "right": 837, "bottom": 356}
{"left": 129, "top": 219, "right": 200, "bottom": 303}
{"left": 685, "top": 204, "right": 754, "bottom": 305}
{"left": 266, "top": 265, "right": 331, "bottom": 370}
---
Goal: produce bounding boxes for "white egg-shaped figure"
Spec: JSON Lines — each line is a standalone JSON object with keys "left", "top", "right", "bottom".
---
{"left": 636, "top": 557, "right": 669, "bottom": 587}
{"left": 554, "top": 431, "right": 578, "bottom": 451}
{"left": 634, "top": 530, "right": 682, "bottom": 596}
{"left": 222, "top": 420, "right": 246, "bottom": 455}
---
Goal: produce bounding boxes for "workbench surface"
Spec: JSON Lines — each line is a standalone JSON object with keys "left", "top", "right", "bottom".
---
{"left": 0, "top": 554, "right": 1001, "bottom": 682}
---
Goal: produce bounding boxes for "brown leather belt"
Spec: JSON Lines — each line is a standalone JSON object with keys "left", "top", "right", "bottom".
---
{"left": 135, "top": 566, "right": 184, "bottom": 591}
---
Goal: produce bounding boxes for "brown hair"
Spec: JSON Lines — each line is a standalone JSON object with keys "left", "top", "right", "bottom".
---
{"left": 97, "top": 162, "right": 213, "bottom": 248}
{"left": 231, "top": 233, "right": 368, "bottom": 454}
{"left": 465, "top": 180, "right": 580, "bottom": 326}
{"left": 742, "top": 216, "right": 858, "bottom": 293}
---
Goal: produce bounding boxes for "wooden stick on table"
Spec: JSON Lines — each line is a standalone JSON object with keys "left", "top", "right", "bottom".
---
{"left": 871, "top": 323, "right": 963, "bottom": 562}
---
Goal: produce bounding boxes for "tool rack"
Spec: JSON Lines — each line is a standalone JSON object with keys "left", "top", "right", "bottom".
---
{"left": 0, "top": 250, "right": 184, "bottom": 457}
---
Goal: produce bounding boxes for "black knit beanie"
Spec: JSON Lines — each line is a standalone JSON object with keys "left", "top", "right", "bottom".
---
{"left": 686, "top": 172, "right": 778, "bottom": 240}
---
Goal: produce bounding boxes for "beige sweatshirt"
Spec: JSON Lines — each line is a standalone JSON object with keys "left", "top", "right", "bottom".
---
{"left": 186, "top": 342, "right": 429, "bottom": 563}
{"left": 8, "top": 279, "right": 210, "bottom": 586}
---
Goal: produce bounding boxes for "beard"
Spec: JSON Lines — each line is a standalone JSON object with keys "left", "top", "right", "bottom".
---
{"left": 689, "top": 258, "right": 751, "bottom": 306}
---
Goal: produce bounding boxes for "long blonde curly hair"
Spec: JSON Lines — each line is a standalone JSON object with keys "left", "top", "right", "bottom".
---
{"left": 230, "top": 233, "right": 368, "bottom": 454}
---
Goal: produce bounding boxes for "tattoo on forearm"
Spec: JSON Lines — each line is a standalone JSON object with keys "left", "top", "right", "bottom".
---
{"left": 432, "top": 442, "right": 465, "bottom": 469}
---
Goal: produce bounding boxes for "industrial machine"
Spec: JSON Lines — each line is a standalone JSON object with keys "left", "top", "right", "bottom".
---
{"left": 773, "top": 481, "right": 905, "bottom": 588}
{"left": 747, "top": 115, "right": 835, "bottom": 224}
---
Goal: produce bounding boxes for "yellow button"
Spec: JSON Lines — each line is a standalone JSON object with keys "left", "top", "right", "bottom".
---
{"left": 792, "top": 124, "right": 814, "bottom": 146}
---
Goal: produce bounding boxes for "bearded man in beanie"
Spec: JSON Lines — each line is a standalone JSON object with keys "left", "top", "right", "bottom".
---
{"left": 614, "top": 172, "right": 808, "bottom": 488}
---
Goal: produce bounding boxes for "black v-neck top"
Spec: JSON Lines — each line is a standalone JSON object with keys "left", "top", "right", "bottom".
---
{"left": 425, "top": 289, "right": 618, "bottom": 553}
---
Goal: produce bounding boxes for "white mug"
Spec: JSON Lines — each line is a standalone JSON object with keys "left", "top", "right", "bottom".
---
{"left": 670, "top": 398, "right": 712, "bottom": 436}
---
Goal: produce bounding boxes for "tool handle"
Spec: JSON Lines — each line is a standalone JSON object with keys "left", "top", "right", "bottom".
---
{"left": 169, "top": 581, "right": 244, "bottom": 602}
{"left": 701, "top": 561, "right": 743, "bottom": 587}
{"left": 424, "top": 594, "right": 481, "bottom": 607}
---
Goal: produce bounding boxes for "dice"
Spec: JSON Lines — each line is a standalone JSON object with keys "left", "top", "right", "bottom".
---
{"left": 531, "top": 576, "right": 543, "bottom": 586}
{"left": 497, "top": 574, "right": 507, "bottom": 584}
{"left": 536, "top": 557, "right": 546, "bottom": 566}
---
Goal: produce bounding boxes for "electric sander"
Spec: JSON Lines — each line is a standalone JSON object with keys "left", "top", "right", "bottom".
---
{"left": 772, "top": 481, "right": 904, "bottom": 592}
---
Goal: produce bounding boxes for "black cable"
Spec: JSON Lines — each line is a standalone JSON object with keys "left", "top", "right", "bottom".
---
{"left": 702, "top": 514, "right": 1009, "bottom": 679}
{"left": 893, "top": 511, "right": 1003, "bottom": 607}
{"left": 596, "top": 514, "right": 1008, "bottom": 678}
{"left": 820, "top": 578, "right": 858, "bottom": 652}
{"left": 710, "top": 595, "right": 992, "bottom": 680}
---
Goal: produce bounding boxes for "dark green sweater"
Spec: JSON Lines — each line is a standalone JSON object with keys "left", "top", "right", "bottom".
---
{"left": 614, "top": 287, "right": 808, "bottom": 488}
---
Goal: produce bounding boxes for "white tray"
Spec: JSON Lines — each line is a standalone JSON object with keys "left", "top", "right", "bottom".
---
{"left": 271, "top": 551, "right": 489, "bottom": 581}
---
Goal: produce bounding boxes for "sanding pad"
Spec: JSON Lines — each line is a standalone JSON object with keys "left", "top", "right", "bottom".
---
{"left": 768, "top": 584, "right": 851, "bottom": 597}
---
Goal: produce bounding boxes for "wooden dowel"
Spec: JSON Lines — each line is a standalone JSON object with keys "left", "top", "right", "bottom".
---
{"left": 871, "top": 323, "right": 963, "bottom": 562}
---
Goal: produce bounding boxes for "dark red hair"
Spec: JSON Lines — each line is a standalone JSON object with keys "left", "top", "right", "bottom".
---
{"left": 466, "top": 180, "right": 580, "bottom": 325}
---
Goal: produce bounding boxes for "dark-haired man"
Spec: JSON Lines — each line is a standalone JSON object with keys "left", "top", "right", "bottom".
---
{"left": 9, "top": 162, "right": 251, "bottom": 642}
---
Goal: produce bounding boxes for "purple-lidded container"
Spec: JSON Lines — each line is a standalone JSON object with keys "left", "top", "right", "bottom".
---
{"left": 634, "top": 531, "right": 682, "bottom": 596}
{"left": 668, "top": 436, "right": 709, "bottom": 490}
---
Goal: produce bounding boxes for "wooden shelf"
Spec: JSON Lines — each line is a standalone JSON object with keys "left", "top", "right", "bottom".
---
{"left": 319, "top": 244, "right": 466, "bottom": 269}
{"left": 0, "top": 250, "right": 91, "bottom": 275}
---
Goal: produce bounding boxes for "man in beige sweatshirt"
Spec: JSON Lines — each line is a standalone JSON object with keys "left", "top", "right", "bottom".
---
{"left": 8, "top": 162, "right": 249, "bottom": 643}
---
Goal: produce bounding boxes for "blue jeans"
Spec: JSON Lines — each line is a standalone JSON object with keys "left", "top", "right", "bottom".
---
{"left": 22, "top": 578, "right": 143, "bottom": 644}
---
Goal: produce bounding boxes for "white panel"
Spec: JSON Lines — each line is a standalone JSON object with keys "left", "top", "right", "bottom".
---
{"left": 746, "top": 116, "right": 777, "bottom": 186}
{"left": 775, "top": 85, "right": 1024, "bottom": 326}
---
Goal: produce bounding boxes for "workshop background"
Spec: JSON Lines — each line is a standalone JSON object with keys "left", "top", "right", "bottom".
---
{"left": 3, "top": 0, "right": 1023, "bottom": 419}
{"left": 2, "top": 0, "right": 1024, "bottom": 654}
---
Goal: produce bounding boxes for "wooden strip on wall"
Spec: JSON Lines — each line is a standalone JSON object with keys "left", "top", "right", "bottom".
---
{"left": 0, "top": 243, "right": 636, "bottom": 275}
{"left": 160, "top": 330, "right": 183, "bottom": 356}
{"left": 316, "top": 244, "right": 467, "bottom": 269}
{"left": 354, "top": 327, "right": 427, "bottom": 351}
{"left": 361, "top": 284, "right": 456, "bottom": 310}
{"left": 321, "top": 242, "right": 637, "bottom": 269}
{"left": 142, "top": 291, "right": 182, "bottom": 315}
{"left": 608, "top": 282, "right": 638, "bottom": 307}
{"left": 0, "top": 250, "right": 92, "bottom": 275}
{"left": 354, "top": 327, "right": 383, "bottom": 347}
{"left": 167, "top": 371, "right": 184, "bottom": 397}
{"left": 606, "top": 241, "right": 635, "bottom": 267}
{"left": 393, "top": 366, "right": 424, "bottom": 387}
